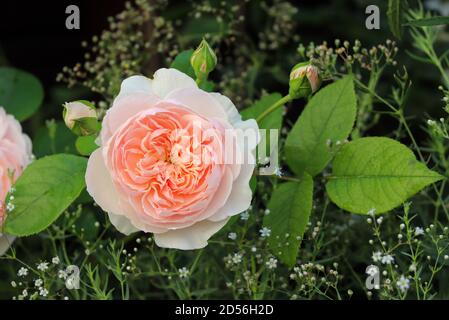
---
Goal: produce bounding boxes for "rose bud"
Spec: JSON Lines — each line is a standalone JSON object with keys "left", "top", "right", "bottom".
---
{"left": 190, "top": 39, "right": 217, "bottom": 81}
{"left": 288, "top": 62, "right": 321, "bottom": 99}
{"left": 63, "top": 100, "right": 100, "bottom": 136}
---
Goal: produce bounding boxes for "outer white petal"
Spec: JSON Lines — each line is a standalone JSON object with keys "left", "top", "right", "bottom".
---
{"left": 234, "top": 118, "right": 260, "bottom": 151}
{"left": 102, "top": 93, "right": 160, "bottom": 143}
{"left": 0, "top": 234, "right": 15, "bottom": 256}
{"left": 108, "top": 213, "right": 139, "bottom": 235}
{"left": 200, "top": 167, "right": 234, "bottom": 220}
{"left": 165, "top": 88, "right": 228, "bottom": 120}
{"left": 209, "top": 155, "right": 255, "bottom": 222}
{"left": 118, "top": 75, "right": 152, "bottom": 96}
{"left": 23, "top": 133, "right": 33, "bottom": 161}
{"left": 151, "top": 68, "right": 197, "bottom": 98}
{"left": 86, "top": 148, "right": 170, "bottom": 235}
{"left": 154, "top": 218, "right": 229, "bottom": 250}
{"left": 85, "top": 149, "right": 122, "bottom": 214}
{"left": 209, "top": 92, "right": 242, "bottom": 125}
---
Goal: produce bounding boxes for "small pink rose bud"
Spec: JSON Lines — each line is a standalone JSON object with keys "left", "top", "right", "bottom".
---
{"left": 63, "top": 100, "right": 99, "bottom": 136}
{"left": 289, "top": 62, "right": 321, "bottom": 99}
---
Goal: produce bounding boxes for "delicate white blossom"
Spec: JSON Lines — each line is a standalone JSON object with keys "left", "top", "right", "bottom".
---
{"left": 34, "top": 279, "right": 43, "bottom": 287}
{"left": 396, "top": 275, "right": 410, "bottom": 292}
{"left": 39, "top": 288, "right": 49, "bottom": 297}
{"left": 58, "top": 270, "right": 68, "bottom": 280}
{"left": 414, "top": 227, "right": 425, "bottom": 236}
{"left": 381, "top": 254, "right": 394, "bottom": 265}
{"left": 37, "top": 262, "right": 49, "bottom": 271}
{"left": 371, "top": 251, "right": 382, "bottom": 262}
{"left": 266, "top": 257, "right": 278, "bottom": 269}
{"left": 232, "top": 253, "right": 243, "bottom": 264}
{"left": 259, "top": 227, "right": 271, "bottom": 238}
{"left": 178, "top": 267, "right": 189, "bottom": 279}
{"left": 17, "top": 267, "right": 28, "bottom": 277}
{"left": 240, "top": 211, "right": 250, "bottom": 220}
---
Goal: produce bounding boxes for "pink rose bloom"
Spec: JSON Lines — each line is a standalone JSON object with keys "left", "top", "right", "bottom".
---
{"left": 0, "top": 107, "right": 32, "bottom": 255}
{"left": 86, "top": 68, "right": 258, "bottom": 249}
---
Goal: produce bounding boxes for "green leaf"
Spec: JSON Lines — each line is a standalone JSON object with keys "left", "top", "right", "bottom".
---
{"left": 4, "top": 154, "right": 88, "bottom": 236}
{"left": 76, "top": 135, "right": 99, "bottom": 156}
{"left": 249, "top": 175, "right": 257, "bottom": 193}
{"left": 241, "top": 93, "right": 283, "bottom": 130}
{"left": 241, "top": 93, "right": 283, "bottom": 158}
{"left": 33, "top": 121, "right": 77, "bottom": 157}
{"left": 0, "top": 67, "right": 44, "bottom": 121}
{"left": 326, "top": 137, "right": 444, "bottom": 214}
{"left": 74, "top": 189, "right": 93, "bottom": 205}
{"left": 263, "top": 174, "right": 313, "bottom": 267}
{"left": 285, "top": 76, "right": 356, "bottom": 176}
{"left": 170, "top": 49, "right": 195, "bottom": 78}
{"left": 387, "top": 0, "right": 406, "bottom": 39}
{"left": 405, "top": 50, "right": 433, "bottom": 64}
{"left": 404, "top": 16, "right": 449, "bottom": 27}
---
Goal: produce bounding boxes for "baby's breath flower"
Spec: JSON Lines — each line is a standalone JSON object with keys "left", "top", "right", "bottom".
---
{"left": 232, "top": 253, "right": 243, "bottom": 264}
{"left": 17, "top": 267, "right": 28, "bottom": 277}
{"left": 34, "top": 279, "right": 43, "bottom": 287}
{"left": 37, "top": 262, "right": 49, "bottom": 272}
{"left": 414, "top": 227, "right": 425, "bottom": 236}
{"left": 372, "top": 251, "right": 382, "bottom": 262}
{"left": 39, "top": 288, "right": 49, "bottom": 297}
{"left": 381, "top": 254, "right": 394, "bottom": 265}
{"left": 396, "top": 275, "right": 410, "bottom": 292}
{"left": 240, "top": 211, "right": 250, "bottom": 220}
{"left": 6, "top": 202, "right": 15, "bottom": 212}
{"left": 259, "top": 227, "right": 271, "bottom": 238}
{"left": 58, "top": 270, "right": 68, "bottom": 280}
{"left": 266, "top": 257, "right": 278, "bottom": 269}
{"left": 178, "top": 267, "right": 189, "bottom": 279}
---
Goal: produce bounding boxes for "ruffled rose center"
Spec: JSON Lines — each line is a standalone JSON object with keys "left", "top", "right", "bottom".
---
{"left": 106, "top": 105, "right": 225, "bottom": 222}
